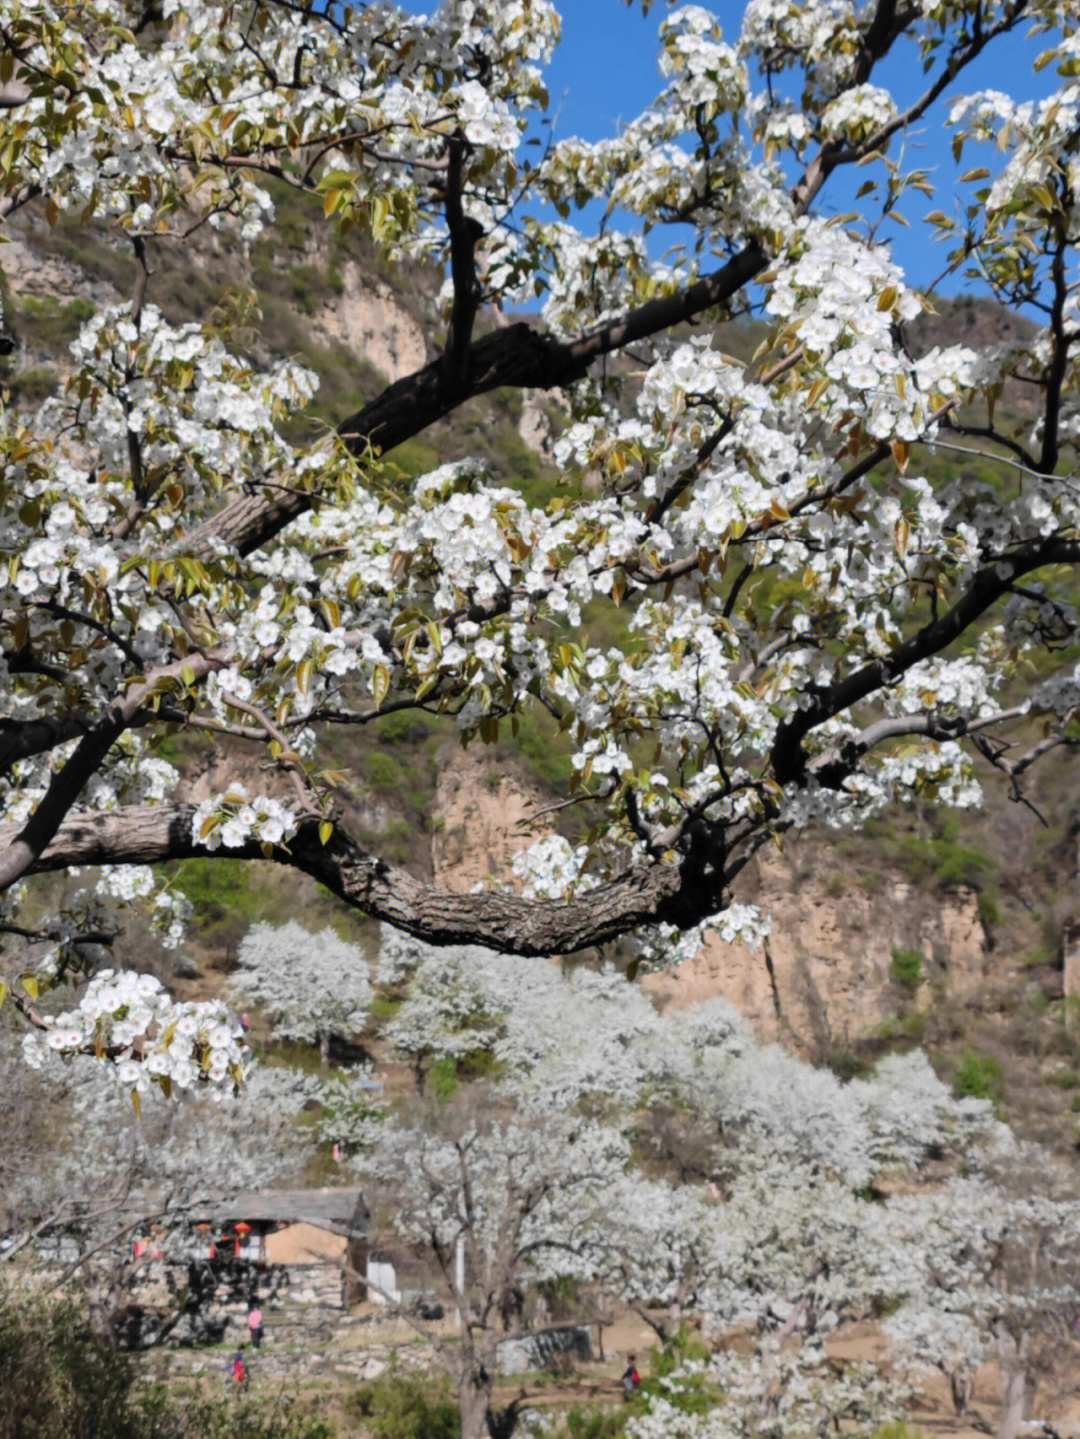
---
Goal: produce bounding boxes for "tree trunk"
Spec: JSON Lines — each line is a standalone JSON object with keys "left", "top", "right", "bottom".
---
{"left": 459, "top": 1363, "right": 493, "bottom": 1439}
{"left": 997, "top": 1330, "right": 1029, "bottom": 1439}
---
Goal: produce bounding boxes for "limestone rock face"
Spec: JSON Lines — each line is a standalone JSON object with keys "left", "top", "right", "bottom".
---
{"left": 317, "top": 261, "right": 427, "bottom": 381}
{"left": 2, "top": 232, "right": 123, "bottom": 310}
{"left": 431, "top": 749, "right": 542, "bottom": 893}
{"left": 428, "top": 755, "right": 987, "bottom": 1055}
{"left": 643, "top": 847, "right": 986, "bottom": 1054}
{"left": 518, "top": 390, "right": 555, "bottom": 455}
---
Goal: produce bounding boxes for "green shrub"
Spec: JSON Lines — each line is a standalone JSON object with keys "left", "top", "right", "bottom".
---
{"left": 376, "top": 710, "right": 441, "bottom": 746}
{"left": 889, "top": 948, "right": 923, "bottom": 988}
{"left": 896, "top": 832, "right": 996, "bottom": 891}
{"left": 652, "top": 1326, "right": 711, "bottom": 1377}
{"left": 870, "top": 1425, "right": 924, "bottom": 1439}
{"left": 367, "top": 992, "right": 405, "bottom": 1023}
{"left": 14, "top": 294, "right": 96, "bottom": 345}
{"left": 546, "top": 1406, "right": 629, "bottom": 1439}
{"left": 977, "top": 890, "right": 1002, "bottom": 927}
{"left": 348, "top": 1369, "right": 459, "bottom": 1439}
{"left": 14, "top": 366, "right": 59, "bottom": 402}
{"left": 0, "top": 1290, "right": 331, "bottom": 1439}
{"left": 161, "top": 856, "right": 256, "bottom": 944}
{"left": 429, "top": 1054, "right": 460, "bottom": 1103}
{"left": 824, "top": 1049, "right": 872, "bottom": 1082}
{"left": 365, "top": 752, "right": 403, "bottom": 788}
{"left": 953, "top": 1050, "right": 1004, "bottom": 1102}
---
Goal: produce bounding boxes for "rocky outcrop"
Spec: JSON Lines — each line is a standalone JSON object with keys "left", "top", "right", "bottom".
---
{"left": 318, "top": 260, "right": 427, "bottom": 381}
{"left": 643, "top": 845, "right": 986, "bottom": 1054}
{"left": 1, "top": 231, "right": 123, "bottom": 310}
{"left": 518, "top": 389, "right": 556, "bottom": 455}
{"left": 431, "top": 749, "right": 544, "bottom": 893}
{"left": 427, "top": 753, "right": 988, "bottom": 1055}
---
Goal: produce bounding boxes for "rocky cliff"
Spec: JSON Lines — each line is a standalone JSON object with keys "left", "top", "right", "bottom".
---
{"left": 424, "top": 747, "right": 988, "bottom": 1058}
{"left": 642, "top": 847, "right": 985, "bottom": 1056}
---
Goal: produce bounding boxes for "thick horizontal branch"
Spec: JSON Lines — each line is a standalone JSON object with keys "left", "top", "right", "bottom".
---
{"left": 0, "top": 804, "right": 716, "bottom": 955}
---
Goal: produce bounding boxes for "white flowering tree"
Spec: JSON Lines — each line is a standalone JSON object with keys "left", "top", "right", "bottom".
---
{"left": 230, "top": 920, "right": 371, "bottom": 1062}
{"left": 882, "top": 1149, "right": 1080, "bottom": 1439}
{"left": 359, "top": 929, "right": 1029, "bottom": 1433}
{"left": 376, "top": 924, "right": 668, "bottom": 1106}
{"left": 358, "top": 1094, "right": 635, "bottom": 1439}
{"left": 0, "top": 1030, "right": 326, "bottom": 1341}
{"left": 0, "top": 0, "right": 1079, "bottom": 1094}
{"left": 625, "top": 1347, "right": 909, "bottom": 1439}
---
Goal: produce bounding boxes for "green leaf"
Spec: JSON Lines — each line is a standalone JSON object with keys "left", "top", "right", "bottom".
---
{"left": 369, "top": 192, "right": 390, "bottom": 239}
{"left": 21, "top": 974, "right": 38, "bottom": 1000}
{"left": 319, "top": 820, "right": 333, "bottom": 845}
{"left": 0, "top": 980, "right": 6, "bottom": 1010}
{"left": 180, "top": 662, "right": 196, "bottom": 687}
{"left": 316, "top": 168, "right": 356, "bottom": 191}
{"left": 372, "top": 664, "right": 390, "bottom": 707}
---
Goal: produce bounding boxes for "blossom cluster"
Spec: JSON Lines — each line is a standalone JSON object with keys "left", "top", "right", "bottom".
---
{"left": 191, "top": 788, "right": 299, "bottom": 851}
{"left": 819, "top": 83, "right": 897, "bottom": 144}
{"left": 21, "top": 969, "right": 248, "bottom": 1097}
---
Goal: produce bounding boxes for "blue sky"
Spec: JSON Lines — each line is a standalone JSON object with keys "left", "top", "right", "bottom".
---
{"left": 398, "top": 0, "right": 1062, "bottom": 298}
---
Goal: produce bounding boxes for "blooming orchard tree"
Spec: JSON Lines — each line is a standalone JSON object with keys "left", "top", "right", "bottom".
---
{"left": 376, "top": 924, "right": 670, "bottom": 1106}
{"left": 358, "top": 1094, "right": 636, "bottom": 1439}
{"left": 354, "top": 934, "right": 1028, "bottom": 1437}
{"left": 883, "top": 1147, "right": 1080, "bottom": 1439}
{"left": 0, "top": 0, "right": 1079, "bottom": 1088}
{"left": 0, "top": 1031, "right": 326, "bottom": 1340}
{"left": 230, "top": 920, "right": 372, "bottom": 1062}
{"left": 626, "top": 1348, "right": 908, "bottom": 1439}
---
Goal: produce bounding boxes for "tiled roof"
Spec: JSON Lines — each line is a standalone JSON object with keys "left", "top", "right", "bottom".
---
{"left": 191, "top": 1188, "right": 367, "bottom": 1237}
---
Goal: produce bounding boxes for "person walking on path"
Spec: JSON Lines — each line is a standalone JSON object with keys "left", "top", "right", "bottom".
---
{"left": 621, "top": 1355, "right": 641, "bottom": 1401}
{"left": 247, "top": 1305, "right": 264, "bottom": 1348}
{"left": 227, "top": 1347, "right": 247, "bottom": 1387}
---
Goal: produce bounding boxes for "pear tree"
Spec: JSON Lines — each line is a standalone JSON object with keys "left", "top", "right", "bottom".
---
{"left": 0, "top": 0, "right": 1077, "bottom": 1098}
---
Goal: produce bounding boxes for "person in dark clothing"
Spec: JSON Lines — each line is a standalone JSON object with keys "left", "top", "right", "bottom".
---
{"left": 621, "top": 1355, "right": 641, "bottom": 1400}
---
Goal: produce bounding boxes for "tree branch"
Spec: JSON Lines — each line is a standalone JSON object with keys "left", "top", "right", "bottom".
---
{"left": 771, "top": 534, "right": 1080, "bottom": 785}
{"left": 0, "top": 650, "right": 227, "bottom": 891}
{"left": 0, "top": 803, "right": 710, "bottom": 953}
